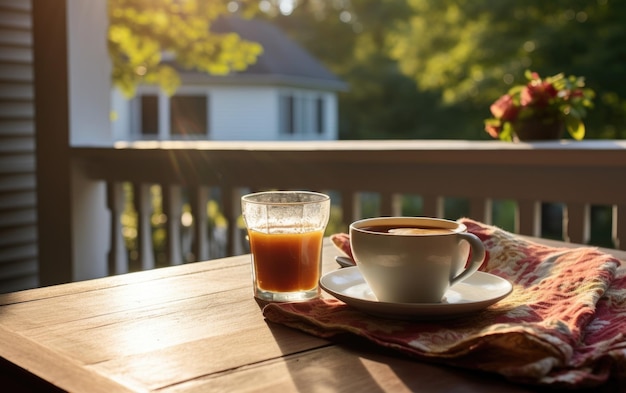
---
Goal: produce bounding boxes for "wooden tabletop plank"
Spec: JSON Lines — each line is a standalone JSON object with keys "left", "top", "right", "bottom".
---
{"left": 157, "top": 342, "right": 534, "bottom": 393}
{"left": 0, "top": 264, "right": 250, "bottom": 331}
{"left": 0, "top": 325, "right": 134, "bottom": 393}
{"left": 88, "top": 323, "right": 330, "bottom": 391}
{"left": 0, "top": 254, "right": 250, "bottom": 306}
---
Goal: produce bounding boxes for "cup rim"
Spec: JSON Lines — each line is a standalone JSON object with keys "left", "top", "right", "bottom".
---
{"left": 350, "top": 216, "right": 466, "bottom": 235}
{"left": 241, "top": 190, "right": 330, "bottom": 205}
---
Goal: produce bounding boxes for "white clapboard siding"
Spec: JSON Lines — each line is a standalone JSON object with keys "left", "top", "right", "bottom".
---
{"left": 0, "top": 0, "right": 38, "bottom": 293}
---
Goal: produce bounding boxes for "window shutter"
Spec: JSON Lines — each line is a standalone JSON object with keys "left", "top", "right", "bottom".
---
{"left": 0, "top": 0, "right": 38, "bottom": 293}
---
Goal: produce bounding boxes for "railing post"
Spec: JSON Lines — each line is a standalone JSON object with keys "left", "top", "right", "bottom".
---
{"left": 224, "top": 187, "right": 245, "bottom": 256}
{"left": 613, "top": 205, "right": 625, "bottom": 250}
{"left": 164, "top": 184, "right": 183, "bottom": 265}
{"left": 33, "top": 0, "right": 73, "bottom": 286}
{"left": 341, "top": 190, "right": 359, "bottom": 224}
{"left": 470, "top": 198, "right": 492, "bottom": 224}
{"left": 565, "top": 202, "right": 590, "bottom": 245}
{"left": 135, "top": 183, "right": 155, "bottom": 270}
{"left": 107, "top": 181, "right": 128, "bottom": 274}
{"left": 517, "top": 200, "right": 541, "bottom": 237}
{"left": 190, "top": 185, "right": 209, "bottom": 261}
{"left": 379, "top": 192, "right": 403, "bottom": 217}
{"left": 422, "top": 195, "right": 444, "bottom": 218}
{"left": 392, "top": 194, "right": 404, "bottom": 216}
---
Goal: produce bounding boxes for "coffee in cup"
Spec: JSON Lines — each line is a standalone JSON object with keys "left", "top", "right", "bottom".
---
{"left": 349, "top": 217, "right": 486, "bottom": 303}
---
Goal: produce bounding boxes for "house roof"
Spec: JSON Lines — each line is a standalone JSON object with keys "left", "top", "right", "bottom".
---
{"left": 177, "top": 16, "right": 348, "bottom": 92}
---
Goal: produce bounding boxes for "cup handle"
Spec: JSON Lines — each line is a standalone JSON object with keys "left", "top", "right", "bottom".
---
{"left": 449, "top": 232, "right": 486, "bottom": 287}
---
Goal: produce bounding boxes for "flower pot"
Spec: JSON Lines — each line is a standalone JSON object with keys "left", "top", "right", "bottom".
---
{"left": 512, "top": 117, "right": 565, "bottom": 142}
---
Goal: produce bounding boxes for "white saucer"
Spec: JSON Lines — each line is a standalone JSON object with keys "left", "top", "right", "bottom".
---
{"left": 320, "top": 267, "right": 513, "bottom": 320}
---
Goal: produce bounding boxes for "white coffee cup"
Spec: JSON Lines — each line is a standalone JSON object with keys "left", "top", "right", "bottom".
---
{"left": 349, "top": 217, "right": 486, "bottom": 303}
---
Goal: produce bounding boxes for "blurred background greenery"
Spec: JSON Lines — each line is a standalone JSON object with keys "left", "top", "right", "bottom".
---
{"left": 262, "top": 0, "right": 626, "bottom": 140}
{"left": 111, "top": 0, "right": 626, "bottom": 141}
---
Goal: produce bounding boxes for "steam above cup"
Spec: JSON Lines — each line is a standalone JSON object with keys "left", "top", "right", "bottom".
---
{"left": 349, "top": 217, "right": 486, "bottom": 303}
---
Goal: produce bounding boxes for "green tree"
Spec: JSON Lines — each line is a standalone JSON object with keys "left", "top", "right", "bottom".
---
{"left": 389, "top": 0, "right": 626, "bottom": 139}
{"left": 108, "top": 0, "right": 263, "bottom": 97}
{"left": 265, "top": 0, "right": 489, "bottom": 139}
{"left": 261, "top": 0, "right": 626, "bottom": 140}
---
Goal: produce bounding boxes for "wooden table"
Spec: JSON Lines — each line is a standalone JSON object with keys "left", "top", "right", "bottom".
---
{"left": 1, "top": 239, "right": 624, "bottom": 393}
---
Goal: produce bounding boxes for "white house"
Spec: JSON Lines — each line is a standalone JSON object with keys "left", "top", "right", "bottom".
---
{"left": 111, "top": 16, "right": 348, "bottom": 141}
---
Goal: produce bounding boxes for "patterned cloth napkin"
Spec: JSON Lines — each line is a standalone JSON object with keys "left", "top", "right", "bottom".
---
{"left": 262, "top": 218, "right": 626, "bottom": 389}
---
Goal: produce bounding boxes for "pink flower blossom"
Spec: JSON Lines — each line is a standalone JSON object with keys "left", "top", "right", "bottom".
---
{"left": 520, "top": 81, "right": 558, "bottom": 107}
{"left": 490, "top": 94, "right": 519, "bottom": 121}
{"left": 485, "top": 122, "right": 501, "bottom": 138}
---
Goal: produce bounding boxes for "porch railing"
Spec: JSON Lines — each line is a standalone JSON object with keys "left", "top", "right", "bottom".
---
{"left": 71, "top": 139, "right": 626, "bottom": 276}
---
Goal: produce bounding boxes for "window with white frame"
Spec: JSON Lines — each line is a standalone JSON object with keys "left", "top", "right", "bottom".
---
{"left": 280, "top": 94, "right": 295, "bottom": 134}
{"left": 316, "top": 97, "right": 324, "bottom": 134}
{"left": 279, "top": 92, "right": 325, "bottom": 136}
{"left": 170, "top": 95, "right": 208, "bottom": 137}
{"left": 140, "top": 94, "right": 158, "bottom": 136}
{"left": 137, "top": 93, "right": 209, "bottom": 139}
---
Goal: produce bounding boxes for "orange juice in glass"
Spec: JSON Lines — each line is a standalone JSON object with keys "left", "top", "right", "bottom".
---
{"left": 242, "top": 191, "right": 330, "bottom": 302}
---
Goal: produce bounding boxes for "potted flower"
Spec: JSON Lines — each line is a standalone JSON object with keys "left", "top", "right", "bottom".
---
{"left": 484, "top": 70, "right": 595, "bottom": 141}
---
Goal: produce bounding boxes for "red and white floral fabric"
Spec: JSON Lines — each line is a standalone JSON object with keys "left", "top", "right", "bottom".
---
{"left": 263, "top": 218, "right": 626, "bottom": 388}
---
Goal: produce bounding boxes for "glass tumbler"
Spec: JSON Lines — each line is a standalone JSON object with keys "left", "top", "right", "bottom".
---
{"left": 241, "top": 191, "right": 331, "bottom": 302}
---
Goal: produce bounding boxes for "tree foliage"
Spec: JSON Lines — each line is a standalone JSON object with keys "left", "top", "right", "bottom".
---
{"left": 262, "top": 0, "right": 626, "bottom": 139}
{"left": 108, "top": 0, "right": 263, "bottom": 97}
{"left": 260, "top": 0, "right": 485, "bottom": 139}
{"left": 387, "top": 0, "right": 626, "bottom": 138}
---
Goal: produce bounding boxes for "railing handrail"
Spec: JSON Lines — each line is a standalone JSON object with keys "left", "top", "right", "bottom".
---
{"left": 73, "top": 140, "right": 626, "bottom": 202}
{"left": 73, "top": 139, "right": 626, "bottom": 170}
